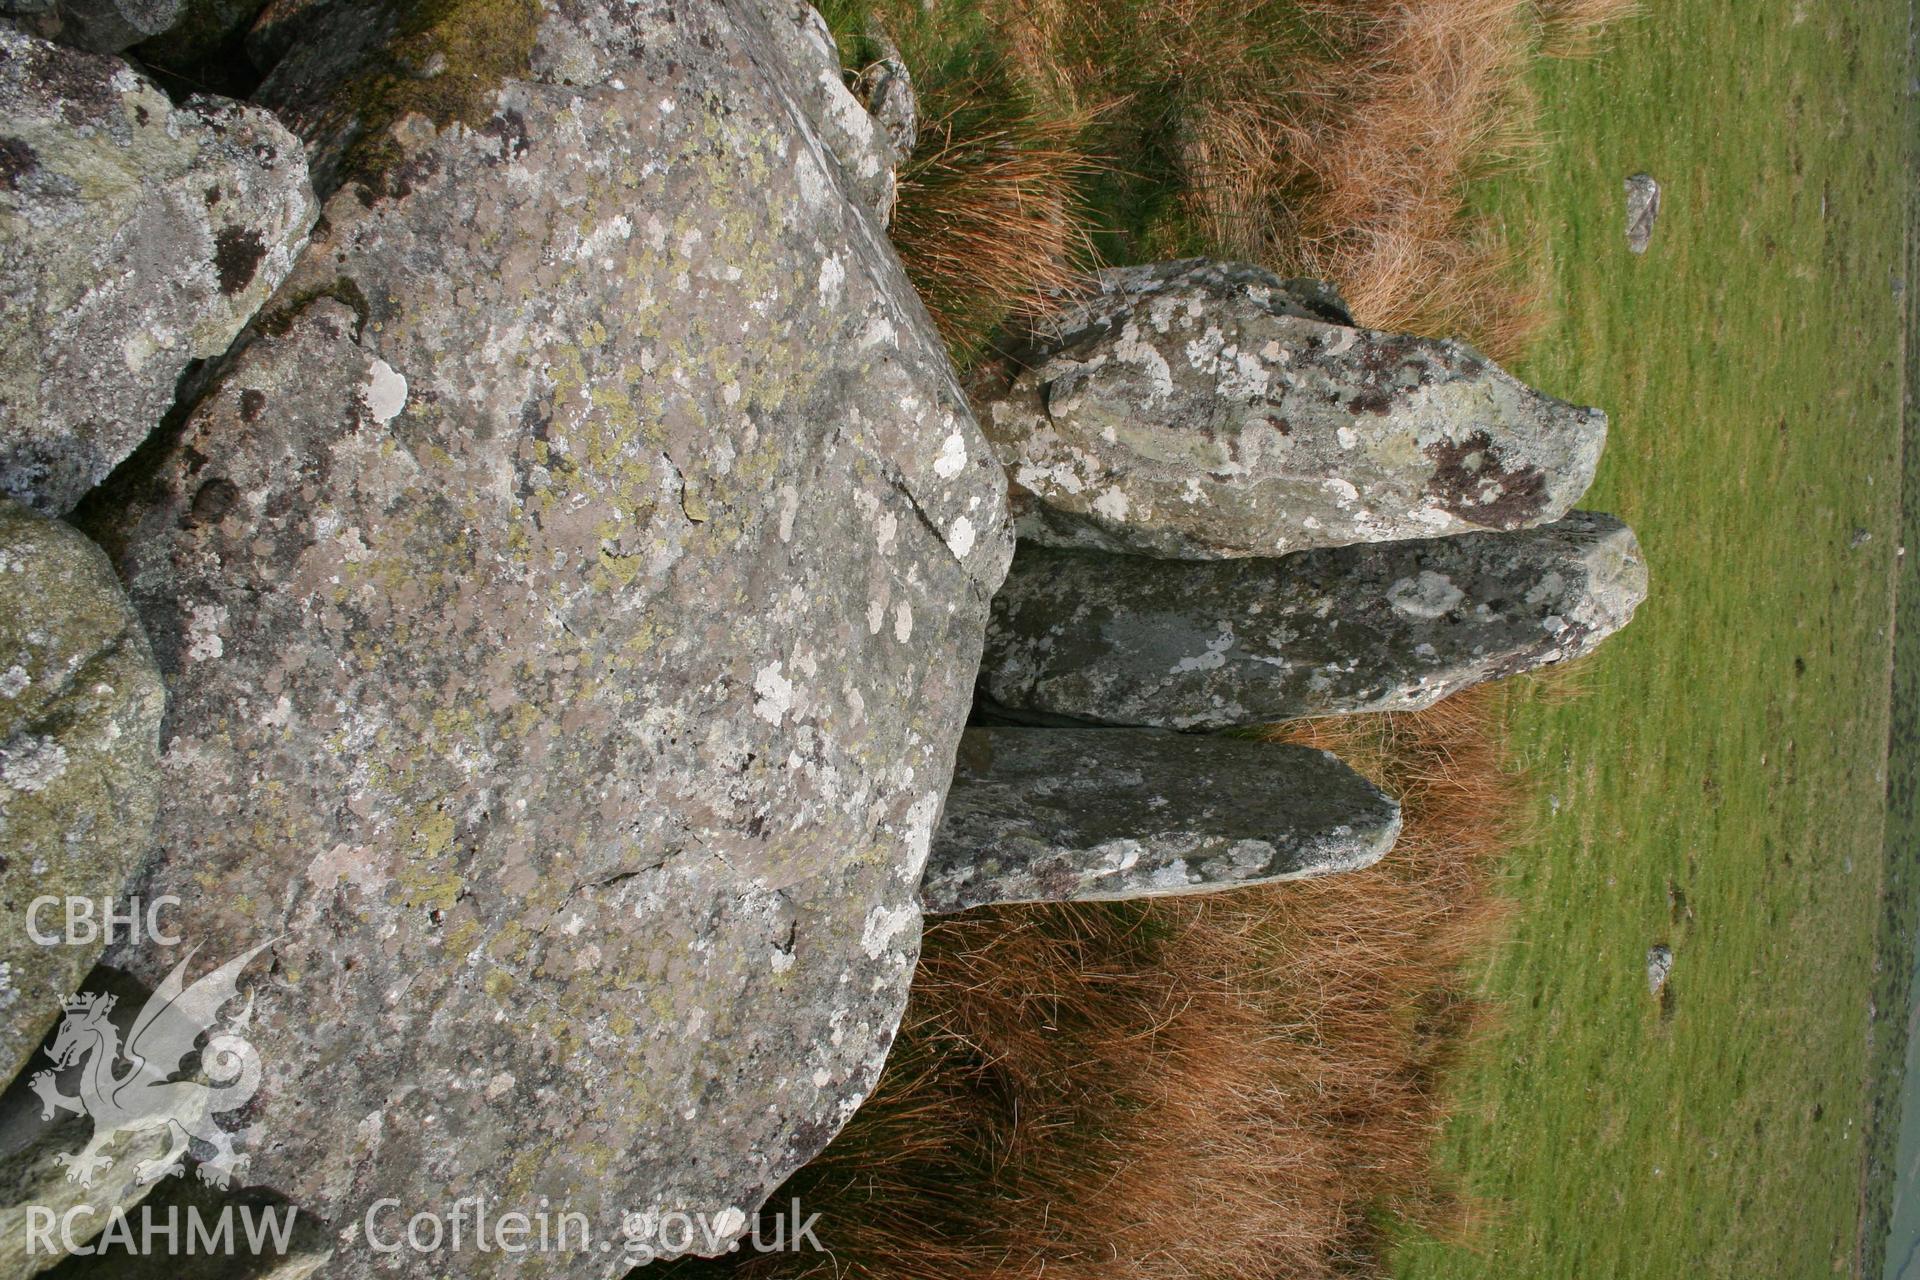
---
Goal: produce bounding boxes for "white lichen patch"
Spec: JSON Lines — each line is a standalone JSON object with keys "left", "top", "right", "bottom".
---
{"left": 0, "top": 735, "right": 68, "bottom": 792}
{"left": 859, "top": 901, "right": 916, "bottom": 959}
{"left": 933, "top": 430, "right": 968, "bottom": 478}
{"left": 817, "top": 253, "right": 844, "bottom": 308}
{"left": 361, "top": 359, "right": 409, "bottom": 426}
{"left": 185, "top": 602, "right": 228, "bottom": 661}
{"left": 1091, "top": 488, "right": 1129, "bottom": 521}
{"left": 1386, "top": 571, "right": 1465, "bottom": 620}
{"left": 1172, "top": 623, "right": 1235, "bottom": 673}
{"left": 752, "top": 662, "right": 796, "bottom": 726}
{"left": 945, "top": 514, "right": 975, "bottom": 558}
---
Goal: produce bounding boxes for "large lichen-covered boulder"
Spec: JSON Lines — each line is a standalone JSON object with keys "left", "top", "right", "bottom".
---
{"left": 252, "top": 0, "right": 898, "bottom": 220}
{"left": 0, "top": 27, "right": 315, "bottom": 514}
{"left": 79, "top": 0, "right": 1012, "bottom": 1273}
{"left": 921, "top": 728, "right": 1402, "bottom": 913}
{"left": 0, "top": 500, "right": 164, "bottom": 1084}
{"left": 975, "top": 259, "right": 1608, "bottom": 559}
{"left": 979, "top": 512, "right": 1648, "bottom": 731}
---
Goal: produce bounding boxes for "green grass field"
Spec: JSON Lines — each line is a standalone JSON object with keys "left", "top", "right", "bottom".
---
{"left": 1394, "top": 4, "right": 1916, "bottom": 1277}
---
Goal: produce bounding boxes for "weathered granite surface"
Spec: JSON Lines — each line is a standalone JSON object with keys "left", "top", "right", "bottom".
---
{"left": 0, "top": 26, "right": 315, "bottom": 514}
{"left": 922, "top": 728, "right": 1402, "bottom": 913}
{"left": 0, "top": 0, "right": 182, "bottom": 54}
{"left": 0, "top": 500, "right": 164, "bottom": 1084}
{"left": 979, "top": 512, "right": 1648, "bottom": 730}
{"left": 975, "top": 259, "right": 1609, "bottom": 559}
{"left": 254, "top": 0, "right": 898, "bottom": 220}
{"left": 77, "top": 0, "right": 1012, "bottom": 1272}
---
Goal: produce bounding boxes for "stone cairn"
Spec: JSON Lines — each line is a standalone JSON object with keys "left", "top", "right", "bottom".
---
{"left": 0, "top": 5, "right": 1641, "bottom": 1273}
{"left": 922, "top": 257, "right": 1647, "bottom": 914}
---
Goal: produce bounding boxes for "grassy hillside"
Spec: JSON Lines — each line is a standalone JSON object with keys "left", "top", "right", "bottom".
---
{"left": 1395, "top": 3, "right": 1914, "bottom": 1276}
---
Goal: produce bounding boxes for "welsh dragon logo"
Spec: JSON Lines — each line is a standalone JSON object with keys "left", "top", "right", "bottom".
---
{"left": 30, "top": 939, "right": 275, "bottom": 1189}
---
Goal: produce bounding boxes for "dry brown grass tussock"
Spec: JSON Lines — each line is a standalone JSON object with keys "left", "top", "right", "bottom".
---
{"left": 884, "top": 0, "right": 1636, "bottom": 359}
{"left": 890, "top": 91, "right": 1101, "bottom": 355}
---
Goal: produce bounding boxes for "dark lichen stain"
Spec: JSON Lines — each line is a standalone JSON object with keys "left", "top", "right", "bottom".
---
{"left": 1347, "top": 388, "right": 1394, "bottom": 416}
{"left": 240, "top": 388, "right": 267, "bottom": 421}
{"left": 481, "top": 107, "right": 531, "bottom": 164}
{"left": 28, "top": 40, "right": 123, "bottom": 127}
{"left": 205, "top": 184, "right": 223, "bottom": 207}
{"left": 213, "top": 225, "right": 267, "bottom": 296}
{"left": 189, "top": 476, "right": 241, "bottom": 526}
{"left": 0, "top": 136, "right": 35, "bottom": 191}
{"left": 1424, "top": 429, "right": 1550, "bottom": 528}
{"left": 1351, "top": 331, "right": 1426, "bottom": 378}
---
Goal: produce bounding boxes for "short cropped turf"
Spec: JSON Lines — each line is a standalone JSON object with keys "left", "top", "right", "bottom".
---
{"left": 1393, "top": 3, "right": 1915, "bottom": 1276}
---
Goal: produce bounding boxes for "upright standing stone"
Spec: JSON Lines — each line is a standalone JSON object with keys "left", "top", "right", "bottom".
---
{"left": 921, "top": 728, "right": 1402, "bottom": 913}
{"left": 73, "top": 0, "right": 1012, "bottom": 1273}
{"left": 0, "top": 27, "right": 316, "bottom": 514}
{"left": 1625, "top": 173, "right": 1662, "bottom": 254}
{"left": 974, "top": 259, "right": 1608, "bottom": 559}
{"left": 979, "top": 512, "right": 1649, "bottom": 730}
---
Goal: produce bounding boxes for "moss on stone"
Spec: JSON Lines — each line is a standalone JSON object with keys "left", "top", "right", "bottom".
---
{"left": 340, "top": 0, "right": 541, "bottom": 186}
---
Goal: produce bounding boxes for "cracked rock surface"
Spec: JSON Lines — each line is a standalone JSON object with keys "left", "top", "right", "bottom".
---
{"left": 975, "top": 259, "right": 1608, "bottom": 559}
{"left": 79, "top": 0, "right": 1011, "bottom": 1272}
{"left": 0, "top": 26, "right": 315, "bottom": 514}
{"left": 921, "top": 727, "right": 1402, "bottom": 913}
{"left": 979, "top": 512, "right": 1648, "bottom": 730}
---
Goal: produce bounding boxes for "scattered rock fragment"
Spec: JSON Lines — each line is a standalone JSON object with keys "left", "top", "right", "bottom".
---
{"left": 0, "top": 500, "right": 164, "bottom": 1083}
{"left": 1646, "top": 943, "right": 1673, "bottom": 995}
{"left": 974, "top": 259, "right": 1608, "bottom": 559}
{"left": 855, "top": 20, "right": 917, "bottom": 158}
{"left": 1625, "top": 172, "right": 1661, "bottom": 254}
{"left": 922, "top": 728, "right": 1401, "bottom": 913}
{"left": 0, "top": 26, "right": 316, "bottom": 513}
{"left": 980, "top": 511, "right": 1649, "bottom": 730}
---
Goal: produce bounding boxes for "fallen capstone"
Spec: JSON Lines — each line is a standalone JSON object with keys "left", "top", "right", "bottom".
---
{"left": 0, "top": 26, "right": 316, "bottom": 515}
{"left": 974, "top": 258, "right": 1608, "bottom": 559}
{"left": 979, "top": 511, "right": 1649, "bottom": 731}
{"left": 921, "top": 728, "right": 1402, "bottom": 913}
{"left": 75, "top": 0, "right": 1012, "bottom": 1273}
{"left": 0, "top": 500, "right": 164, "bottom": 1083}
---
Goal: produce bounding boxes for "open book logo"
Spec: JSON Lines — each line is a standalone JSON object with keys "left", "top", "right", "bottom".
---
{"left": 30, "top": 939, "right": 274, "bottom": 1190}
